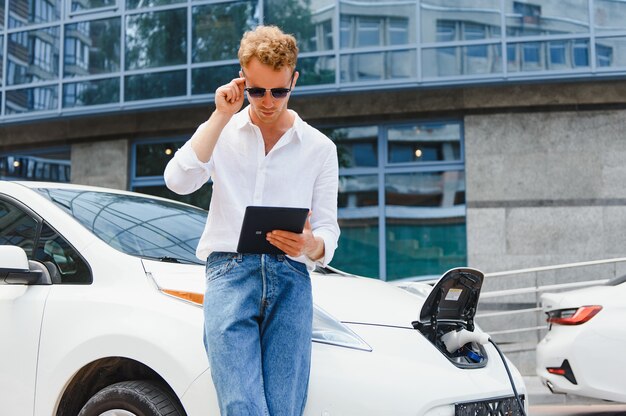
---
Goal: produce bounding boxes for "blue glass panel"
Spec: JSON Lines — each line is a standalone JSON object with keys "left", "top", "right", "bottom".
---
{"left": 505, "top": 0, "right": 589, "bottom": 36}
{"left": 192, "top": 64, "right": 240, "bottom": 95}
{"left": 125, "top": 70, "right": 186, "bottom": 101}
{"left": 322, "top": 125, "right": 378, "bottom": 168}
{"left": 507, "top": 39, "right": 589, "bottom": 72}
{"left": 332, "top": 174, "right": 379, "bottom": 278}
{"left": 297, "top": 56, "right": 335, "bottom": 86}
{"left": 7, "top": 26, "right": 60, "bottom": 85}
{"left": 8, "top": 0, "right": 60, "bottom": 27}
{"left": 264, "top": 0, "right": 333, "bottom": 53}
{"left": 422, "top": 0, "right": 501, "bottom": 43}
{"left": 341, "top": 50, "right": 415, "bottom": 82}
{"left": 5, "top": 85, "right": 58, "bottom": 114}
{"left": 64, "top": 17, "right": 121, "bottom": 76}
{"left": 340, "top": 0, "right": 415, "bottom": 48}
{"left": 422, "top": 44, "right": 502, "bottom": 78}
{"left": 385, "top": 170, "right": 466, "bottom": 280}
{"left": 192, "top": 1, "right": 258, "bottom": 63}
{"left": 63, "top": 78, "right": 119, "bottom": 108}
{"left": 595, "top": 37, "right": 626, "bottom": 68}
{"left": 593, "top": 0, "right": 626, "bottom": 33}
{"left": 388, "top": 122, "right": 462, "bottom": 164}
{"left": 125, "top": 9, "right": 186, "bottom": 70}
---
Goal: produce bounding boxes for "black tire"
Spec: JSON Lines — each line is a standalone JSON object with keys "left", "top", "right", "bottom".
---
{"left": 78, "top": 380, "right": 185, "bottom": 416}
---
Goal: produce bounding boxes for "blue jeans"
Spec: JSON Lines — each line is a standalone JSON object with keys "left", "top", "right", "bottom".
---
{"left": 203, "top": 252, "right": 313, "bottom": 416}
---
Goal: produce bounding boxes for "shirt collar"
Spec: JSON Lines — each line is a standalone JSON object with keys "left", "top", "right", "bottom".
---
{"left": 234, "top": 106, "right": 304, "bottom": 142}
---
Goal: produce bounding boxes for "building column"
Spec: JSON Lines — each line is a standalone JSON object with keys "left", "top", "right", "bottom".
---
{"left": 71, "top": 139, "right": 129, "bottom": 190}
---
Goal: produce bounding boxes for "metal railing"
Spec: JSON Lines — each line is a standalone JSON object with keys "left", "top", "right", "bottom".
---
{"left": 475, "top": 256, "right": 626, "bottom": 342}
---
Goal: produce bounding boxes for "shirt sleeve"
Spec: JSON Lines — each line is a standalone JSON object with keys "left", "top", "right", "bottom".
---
{"left": 309, "top": 143, "right": 340, "bottom": 267}
{"left": 163, "top": 128, "right": 213, "bottom": 195}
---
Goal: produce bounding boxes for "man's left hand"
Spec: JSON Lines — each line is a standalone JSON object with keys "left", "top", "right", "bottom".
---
{"left": 266, "top": 212, "right": 324, "bottom": 261}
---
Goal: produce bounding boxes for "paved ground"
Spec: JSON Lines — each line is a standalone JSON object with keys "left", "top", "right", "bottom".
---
{"left": 525, "top": 376, "right": 626, "bottom": 415}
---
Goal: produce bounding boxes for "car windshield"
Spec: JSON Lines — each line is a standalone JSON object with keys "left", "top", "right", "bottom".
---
{"left": 36, "top": 187, "right": 206, "bottom": 264}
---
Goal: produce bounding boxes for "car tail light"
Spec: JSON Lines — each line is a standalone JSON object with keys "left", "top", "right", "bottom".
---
{"left": 546, "top": 305, "right": 602, "bottom": 325}
{"left": 547, "top": 359, "right": 577, "bottom": 384}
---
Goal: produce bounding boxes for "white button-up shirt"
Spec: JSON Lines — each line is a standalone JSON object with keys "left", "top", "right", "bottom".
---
{"left": 164, "top": 107, "right": 340, "bottom": 269}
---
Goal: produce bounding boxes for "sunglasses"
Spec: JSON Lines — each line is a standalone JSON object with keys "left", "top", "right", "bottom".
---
{"left": 242, "top": 69, "right": 296, "bottom": 100}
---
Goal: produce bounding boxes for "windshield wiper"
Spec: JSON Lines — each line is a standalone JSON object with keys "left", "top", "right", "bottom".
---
{"left": 140, "top": 255, "right": 201, "bottom": 265}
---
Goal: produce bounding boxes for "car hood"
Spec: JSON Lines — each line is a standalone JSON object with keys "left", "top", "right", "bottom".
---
{"left": 142, "top": 259, "right": 428, "bottom": 328}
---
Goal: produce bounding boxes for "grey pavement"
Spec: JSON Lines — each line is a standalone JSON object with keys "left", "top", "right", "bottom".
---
{"left": 524, "top": 376, "right": 626, "bottom": 415}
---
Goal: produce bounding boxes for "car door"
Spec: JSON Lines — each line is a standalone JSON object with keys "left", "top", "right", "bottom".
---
{"left": 0, "top": 196, "right": 51, "bottom": 416}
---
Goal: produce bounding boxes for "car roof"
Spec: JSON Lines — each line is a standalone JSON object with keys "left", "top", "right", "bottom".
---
{"left": 7, "top": 181, "right": 205, "bottom": 211}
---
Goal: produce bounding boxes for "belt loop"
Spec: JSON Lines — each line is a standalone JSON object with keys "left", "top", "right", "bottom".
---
{"left": 236, "top": 253, "right": 243, "bottom": 262}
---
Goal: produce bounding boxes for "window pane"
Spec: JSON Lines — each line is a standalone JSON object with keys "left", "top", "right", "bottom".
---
{"left": 126, "top": 0, "right": 183, "bottom": 9}
{"left": 5, "top": 86, "right": 58, "bottom": 114}
{"left": 422, "top": 0, "right": 501, "bottom": 43}
{"left": 37, "top": 188, "right": 207, "bottom": 262}
{"left": 340, "top": 0, "right": 415, "bottom": 48}
{"left": 133, "top": 183, "right": 212, "bottom": 210}
{"left": 125, "top": 9, "right": 187, "bottom": 70}
{"left": 340, "top": 50, "right": 415, "bottom": 82}
{"left": 0, "top": 149, "right": 70, "bottom": 182}
{"left": 0, "top": 35, "right": 3, "bottom": 86}
{"left": 595, "top": 37, "right": 626, "bottom": 68}
{"left": 65, "top": 18, "right": 120, "bottom": 76}
{"left": 35, "top": 222, "right": 92, "bottom": 284}
{"left": 388, "top": 122, "right": 462, "bottom": 164}
{"left": 297, "top": 55, "right": 335, "bottom": 86}
{"left": 0, "top": 199, "right": 38, "bottom": 256}
{"left": 265, "top": 0, "right": 333, "bottom": 53}
{"left": 331, "top": 175, "right": 379, "bottom": 278}
{"left": 192, "top": 1, "right": 258, "bottom": 63}
{"left": 385, "top": 171, "right": 466, "bottom": 280}
{"left": 71, "top": 0, "right": 114, "bottom": 12}
{"left": 8, "top": 0, "right": 60, "bottom": 27}
{"left": 192, "top": 64, "right": 240, "bottom": 95}
{"left": 0, "top": 0, "right": 4, "bottom": 29}
{"left": 135, "top": 140, "right": 185, "bottom": 177}
{"left": 507, "top": 39, "right": 589, "bottom": 72}
{"left": 63, "top": 78, "right": 119, "bottom": 108}
{"left": 505, "top": 0, "right": 590, "bottom": 37}
{"left": 7, "top": 27, "right": 60, "bottom": 85}
{"left": 323, "top": 125, "right": 378, "bottom": 168}
{"left": 594, "top": 0, "right": 626, "bottom": 33}
{"left": 125, "top": 70, "right": 186, "bottom": 101}
{"left": 422, "top": 44, "right": 502, "bottom": 78}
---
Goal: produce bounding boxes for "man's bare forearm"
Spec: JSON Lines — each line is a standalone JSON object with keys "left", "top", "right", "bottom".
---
{"left": 190, "top": 111, "right": 233, "bottom": 163}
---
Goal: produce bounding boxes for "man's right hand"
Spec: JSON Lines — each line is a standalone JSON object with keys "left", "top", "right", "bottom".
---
{"left": 215, "top": 78, "right": 246, "bottom": 115}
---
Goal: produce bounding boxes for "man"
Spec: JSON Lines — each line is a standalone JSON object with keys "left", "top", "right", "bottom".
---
{"left": 164, "top": 25, "right": 339, "bottom": 416}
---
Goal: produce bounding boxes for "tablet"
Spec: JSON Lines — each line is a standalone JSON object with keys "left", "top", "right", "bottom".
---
{"left": 236, "top": 206, "right": 309, "bottom": 255}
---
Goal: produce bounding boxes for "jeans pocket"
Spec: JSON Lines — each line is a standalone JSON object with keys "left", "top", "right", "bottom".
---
{"left": 283, "top": 258, "right": 310, "bottom": 278}
{"left": 206, "top": 253, "right": 236, "bottom": 282}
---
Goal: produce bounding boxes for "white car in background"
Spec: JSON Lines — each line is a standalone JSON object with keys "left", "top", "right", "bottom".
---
{"left": 536, "top": 276, "right": 626, "bottom": 403}
{"left": 0, "top": 181, "right": 527, "bottom": 416}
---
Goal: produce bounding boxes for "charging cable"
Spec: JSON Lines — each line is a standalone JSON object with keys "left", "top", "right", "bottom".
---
{"left": 441, "top": 329, "right": 527, "bottom": 416}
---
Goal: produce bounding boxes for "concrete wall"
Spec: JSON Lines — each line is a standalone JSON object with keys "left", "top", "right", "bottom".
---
{"left": 465, "top": 110, "right": 626, "bottom": 282}
{"left": 71, "top": 139, "right": 129, "bottom": 190}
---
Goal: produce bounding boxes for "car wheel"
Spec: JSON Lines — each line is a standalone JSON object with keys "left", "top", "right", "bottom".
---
{"left": 78, "top": 380, "right": 184, "bottom": 416}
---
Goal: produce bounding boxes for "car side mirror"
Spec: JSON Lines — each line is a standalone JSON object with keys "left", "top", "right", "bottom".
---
{"left": 0, "top": 246, "right": 51, "bottom": 285}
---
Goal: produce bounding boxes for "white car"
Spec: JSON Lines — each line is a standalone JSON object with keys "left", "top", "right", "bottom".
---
{"left": 536, "top": 276, "right": 626, "bottom": 403}
{"left": 0, "top": 181, "right": 527, "bottom": 416}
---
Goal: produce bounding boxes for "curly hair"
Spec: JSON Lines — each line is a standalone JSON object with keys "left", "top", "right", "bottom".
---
{"left": 238, "top": 25, "right": 298, "bottom": 71}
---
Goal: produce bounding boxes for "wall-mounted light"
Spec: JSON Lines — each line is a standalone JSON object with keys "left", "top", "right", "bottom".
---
{"left": 164, "top": 148, "right": 173, "bottom": 156}
{"left": 13, "top": 160, "right": 21, "bottom": 168}
{"left": 414, "top": 149, "right": 423, "bottom": 158}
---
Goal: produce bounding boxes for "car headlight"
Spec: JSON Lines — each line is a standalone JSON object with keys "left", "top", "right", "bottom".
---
{"left": 312, "top": 306, "right": 372, "bottom": 351}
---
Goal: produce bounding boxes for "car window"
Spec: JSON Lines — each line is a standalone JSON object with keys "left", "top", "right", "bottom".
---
{"left": 36, "top": 188, "right": 206, "bottom": 264}
{"left": 34, "top": 222, "right": 92, "bottom": 284}
{"left": 0, "top": 197, "right": 92, "bottom": 284}
{"left": 0, "top": 199, "right": 39, "bottom": 256}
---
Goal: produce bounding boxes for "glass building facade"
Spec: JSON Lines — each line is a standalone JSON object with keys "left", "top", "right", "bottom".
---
{"left": 2, "top": 0, "right": 626, "bottom": 280}
{"left": 1, "top": 0, "right": 626, "bottom": 121}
